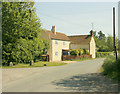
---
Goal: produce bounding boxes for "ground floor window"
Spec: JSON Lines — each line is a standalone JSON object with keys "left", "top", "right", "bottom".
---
{"left": 62, "top": 51, "right": 70, "bottom": 55}
{"left": 55, "top": 52, "right": 58, "bottom": 56}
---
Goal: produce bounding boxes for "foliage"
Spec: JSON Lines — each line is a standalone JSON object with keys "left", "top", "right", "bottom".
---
{"left": 78, "top": 48, "right": 84, "bottom": 55}
{"left": 70, "top": 49, "right": 79, "bottom": 56}
{"left": 94, "top": 31, "right": 118, "bottom": 52}
{"left": 83, "top": 49, "right": 89, "bottom": 55}
{"left": 86, "top": 50, "right": 89, "bottom": 55}
{"left": 102, "top": 55, "right": 120, "bottom": 81}
{"left": 96, "top": 52, "right": 113, "bottom": 58}
{"left": 2, "top": 2, "right": 49, "bottom": 65}
{"left": 98, "top": 31, "right": 105, "bottom": 40}
{"left": 70, "top": 48, "right": 89, "bottom": 56}
{"left": 67, "top": 57, "right": 93, "bottom": 61}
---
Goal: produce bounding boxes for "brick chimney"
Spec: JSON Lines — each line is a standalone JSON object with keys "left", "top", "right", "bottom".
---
{"left": 90, "top": 30, "right": 94, "bottom": 37}
{"left": 51, "top": 26, "right": 56, "bottom": 35}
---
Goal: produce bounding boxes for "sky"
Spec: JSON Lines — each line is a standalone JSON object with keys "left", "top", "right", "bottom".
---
{"left": 34, "top": 2, "right": 118, "bottom": 36}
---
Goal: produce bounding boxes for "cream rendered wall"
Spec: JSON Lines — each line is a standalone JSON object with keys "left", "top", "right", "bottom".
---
{"left": 70, "top": 44, "right": 89, "bottom": 50}
{"left": 90, "top": 37, "right": 96, "bottom": 58}
{"left": 51, "top": 39, "right": 70, "bottom": 61}
{"left": 39, "top": 31, "right": 52, "bottom": 61}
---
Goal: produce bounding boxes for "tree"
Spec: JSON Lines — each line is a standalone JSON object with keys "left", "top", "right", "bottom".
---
{"left": 2, "top": 2, "right": 49, "bottom": 65}
{"left": 94, "top": 30, "right": 118, "bottom": 52}
{"left": 98, "top": 31, "right": 105, "bottom": 40}
{"left": 106, "top": 35, "right": 118, "bottom": 52}
{"left": 94, "top": 31, "right": 107, "bottom": 52}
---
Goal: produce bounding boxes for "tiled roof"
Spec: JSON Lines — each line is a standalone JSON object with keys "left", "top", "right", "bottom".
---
{"left": 44, "top": 30, "right": 70, "bottom": 41}
{"left": 68, "top": 35, "right": 92, "bottom": 44}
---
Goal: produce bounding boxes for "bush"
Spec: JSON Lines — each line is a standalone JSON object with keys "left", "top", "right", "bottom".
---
{"left": 102, "top": 55, "right": 120, "bottom": 81}
{"left": 78, "top": 48, "right": 84, "bottom": 55}
{"left": 96, "top": 52, "right": 113, "bottom": 58}
{"left": 83, "top": 49, "right": 89, "bottom": 55}
{"left": 70, "top": 48, "right": 90, "bottom": 56}
{"left": 86, "top": 50, "right": 89, "bottom": 55}
{"left": 70, "top": 49, "right": 79, "bottom": 56}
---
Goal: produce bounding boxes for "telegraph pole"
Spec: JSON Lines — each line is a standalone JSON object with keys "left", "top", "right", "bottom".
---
{"left": 113, "top": 7, "right": 117, "bottom": 60}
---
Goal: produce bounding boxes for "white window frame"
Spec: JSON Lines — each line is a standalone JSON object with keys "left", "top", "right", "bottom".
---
{"left": 63, "top": 42, "right": 65, "bottom": 45}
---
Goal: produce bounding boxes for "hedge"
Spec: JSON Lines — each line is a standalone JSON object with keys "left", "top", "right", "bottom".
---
{"left": 96, "top": 52, "right": 113, "bottom": 58}
{"left": 102, "top": 55, "right": 120, "bottom": 81}
{"left": 70, "top": 49, "right": 89, "bottom": 56}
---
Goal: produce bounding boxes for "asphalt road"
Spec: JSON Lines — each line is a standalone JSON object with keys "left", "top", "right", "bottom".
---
{"left": 2, "top": 58, "right": 119, "bottom": 92}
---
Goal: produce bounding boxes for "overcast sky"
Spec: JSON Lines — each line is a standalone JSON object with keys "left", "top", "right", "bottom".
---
{"left": 34, "top": 2, "right": 118, "bottom": 36}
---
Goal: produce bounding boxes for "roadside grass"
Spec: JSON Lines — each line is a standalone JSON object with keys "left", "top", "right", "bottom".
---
{"left": 65, "top": 57, "right": 95, "bottom": 61}
{"left": 101, "top": 55, "right": 120, "bottom": 82}
{"left": 2, "top": 61, "right": 67, "bottom": 69}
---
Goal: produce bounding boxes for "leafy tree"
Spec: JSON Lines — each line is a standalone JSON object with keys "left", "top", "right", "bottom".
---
{"left": 98, "top": 31, "right": 105, "bottom": 40}
{"left": 106, "top": 35, "right": 118, "bottom": 52}
{"left": 2, "top": 2, "right": 49, "bottom": 65}
{"left": 94, "top": 31, "right": 118, "bottom": 52}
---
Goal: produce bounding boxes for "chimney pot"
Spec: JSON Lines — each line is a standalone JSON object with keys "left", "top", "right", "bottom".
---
{"left": 51, "top": 26, "right": 56, "bottom": 35}
{"left": 90, "top": 30, "right": 94, "bottom": 37}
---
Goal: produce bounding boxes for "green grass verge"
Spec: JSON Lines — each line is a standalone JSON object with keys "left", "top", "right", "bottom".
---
{"left": 65, "top": 58, "right": 95, "bottom": 61}
{"left": 2, "top": 61, "right": 67, "bottom": 69}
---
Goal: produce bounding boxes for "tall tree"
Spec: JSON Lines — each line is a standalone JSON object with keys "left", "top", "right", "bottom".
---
{"left": 2, "top": 2, "right": 49, "bottom": 65}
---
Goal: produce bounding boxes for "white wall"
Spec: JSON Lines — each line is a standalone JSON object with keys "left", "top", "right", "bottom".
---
{"left": 90, "top": 37, "right": 96, "bottom": 58}
{"left": 51, "top": 39, "right": 70, "bottom": 61}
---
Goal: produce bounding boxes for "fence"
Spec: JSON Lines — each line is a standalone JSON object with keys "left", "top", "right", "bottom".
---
{"left": 62, "top": 55, "right": 92, "bottom": 61}
{"left": 41, "top": 55, "right": 49, "bottom": 62}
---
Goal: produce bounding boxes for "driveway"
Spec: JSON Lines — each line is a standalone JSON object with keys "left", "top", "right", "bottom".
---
{"left": 2, "top": 58, "right": 119, "bottom": 92}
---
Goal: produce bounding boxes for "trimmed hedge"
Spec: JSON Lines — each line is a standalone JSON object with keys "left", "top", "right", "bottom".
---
{"left": 96, "top": 52, "right": 113, "bottom": 58}
{"left": 70, "top": 49, "right": 89, "bottom": 56}
{"left": 70, "top": 49, "right": 79, "bottom": 56}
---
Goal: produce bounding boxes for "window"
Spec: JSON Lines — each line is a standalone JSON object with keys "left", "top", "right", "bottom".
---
{"left": 55, "top": 41, "right": 58, "bottom": 44}
{"left": 63, "top": 42, "right": 65, "bottom": 45}
{"left": 55, "top": 52, "right": 58, "bottom": 56}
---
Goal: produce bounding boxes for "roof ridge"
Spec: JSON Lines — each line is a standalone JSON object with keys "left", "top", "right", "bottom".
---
{"left": 43, "top": 30, "right": 70, "bottom": 41}
{"left": 45, "top": 30, "right": 66, "bottom": 35}
{"left": 68, "top": 35, "right": 90, "bottom": 37}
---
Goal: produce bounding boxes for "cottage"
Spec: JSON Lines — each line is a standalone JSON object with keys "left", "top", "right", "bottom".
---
{"left": 40, "top": 26, "right": 70, "bottom": 61}
{"left": 68, "top": 30, "right": 96, "bottom": 58}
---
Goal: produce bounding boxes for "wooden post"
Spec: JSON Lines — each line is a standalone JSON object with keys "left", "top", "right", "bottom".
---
{"left": 113, "top": 7, "right": 117, "bottom": 60}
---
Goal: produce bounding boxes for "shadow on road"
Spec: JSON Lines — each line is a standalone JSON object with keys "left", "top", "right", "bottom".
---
{"left": 53, "top": 73, "right": 118, "bottom": 92}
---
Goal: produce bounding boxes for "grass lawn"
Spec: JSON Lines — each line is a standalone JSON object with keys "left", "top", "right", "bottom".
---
{"left": 2, "top": 61, "right": 67, "bottom": 69}
{"left": 65, "top": 58, "right": 95, "bottom": 61}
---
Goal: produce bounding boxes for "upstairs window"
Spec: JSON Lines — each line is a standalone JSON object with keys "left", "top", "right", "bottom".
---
{"left": 63, "top": 42, "right": 65, "bottom": 45}
{"left": 55, "top": 41, "right": 58, "bottom": 44}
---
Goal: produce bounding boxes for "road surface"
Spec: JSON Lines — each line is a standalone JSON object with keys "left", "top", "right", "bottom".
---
{"left": 2, "top": 58, "right": 119, "bottom": 92}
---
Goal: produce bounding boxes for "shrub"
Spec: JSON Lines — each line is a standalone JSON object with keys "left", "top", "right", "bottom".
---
{"left": 102, "top": 55, "right": 120, "bottom": 81}
{"left": 70, "top": 48, "right": 90, "bottom": 56}
{"left": 70, "top": 49, "right": 79, "bottom": 56}
{"left": 78, "top": 48, "right": 84, "bottom": 55}
{"left": 86, "top": 50, "right": 89, "bottom": 55}
{"left": 96, "top": 52, "right": 113, "bottom": 58}
{"left": 83, "top": 49, "right": 89, "bottom": 55}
